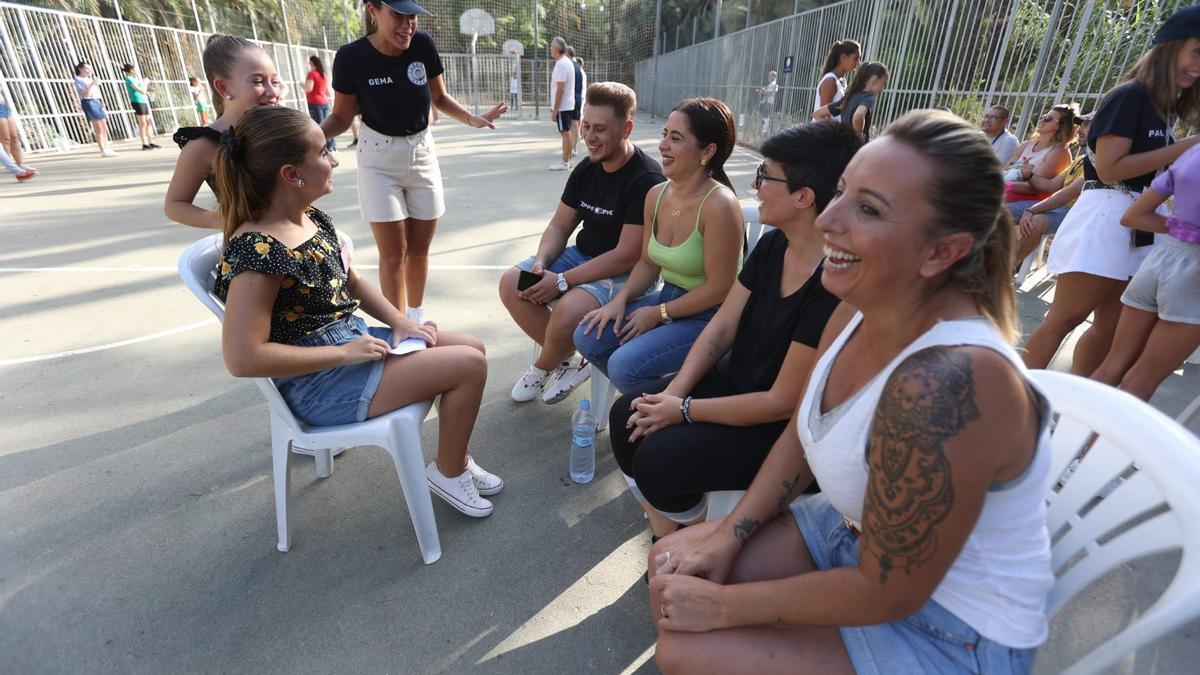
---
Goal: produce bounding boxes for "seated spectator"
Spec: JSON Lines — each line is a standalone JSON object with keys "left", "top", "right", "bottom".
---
{"left": 1092, "top": 143, "right": 1200, "bottom": 401}
{"left": 574, "top": 98, "right": 743, "bottom": 394}
{"left": 213, "top": 106, "right": 500, "bottom": 518}
{"left": 1011, "top": 113, "right": 1092, "bottom": 263}
{"left": 499, "top": 82, "right": 665, "bottom": 404}
{"left": 814, "top": 62, "right": 889, "bottom": 142}
{"left": 1002, "top": 103, "right": 1077, "bottom": 203}
{"left": 981, "top": 104, "right": 1020, "bottom": 161}
{"left": 609, "top": 122, "right": 860, "bottom": 538}
{"left": 647, "top": 111, "right": 1053, "bottom": 675}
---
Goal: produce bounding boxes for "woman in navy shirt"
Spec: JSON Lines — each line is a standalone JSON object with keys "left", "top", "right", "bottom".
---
{"left": 320, "top": 0, "right": 506, "bottom": 324}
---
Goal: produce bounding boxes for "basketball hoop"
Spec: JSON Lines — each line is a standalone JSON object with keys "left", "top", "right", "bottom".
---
{"left": 502, "top": 39, "right": 525, "bottom": 58}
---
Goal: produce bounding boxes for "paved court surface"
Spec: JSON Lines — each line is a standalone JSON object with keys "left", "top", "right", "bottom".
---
{"left": 2, "top": 115, "right": 1198, "bottom": 674}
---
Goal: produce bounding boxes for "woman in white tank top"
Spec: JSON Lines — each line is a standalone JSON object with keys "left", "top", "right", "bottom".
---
{"left": 645, "top": 111, "right": 1054, "bottom": 675}
{"left": 812, "top": 39, "right": 861, "bottom": 122}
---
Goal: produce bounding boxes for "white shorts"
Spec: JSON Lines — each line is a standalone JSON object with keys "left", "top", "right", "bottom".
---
{"left": 1047, "top": 188, "right": 1154, "bottom": 280}
{"left": 356, "top": 124, "right": 445, "bottom": 223}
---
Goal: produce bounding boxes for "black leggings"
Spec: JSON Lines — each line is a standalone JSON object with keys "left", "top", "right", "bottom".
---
{"left": 609, "top": 369, "right": 791, "bottom": 514}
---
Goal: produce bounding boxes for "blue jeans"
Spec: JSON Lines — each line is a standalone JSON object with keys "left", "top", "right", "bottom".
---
{"left": 273, "top": 315, "right": 391, "bottom": 426}
{"left": 790, "top": 495, "right": 1038, "bottom": 674}
{"left": 573, "top": 283, "right": 716, "bottom": 393}
{"left": 307, "top": 103, "right": 336, "bottom": 151}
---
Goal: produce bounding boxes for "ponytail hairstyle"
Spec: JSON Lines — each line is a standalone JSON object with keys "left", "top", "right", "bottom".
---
{"left": 884, "top": 109, "right": 1019, "bottom": 343}
{"left": 203, "top": 33, "right": 261, "bottom": 116}
{"left": 214, "top": 106, "right": 313, "bottom": 240}
{"left": 820, "top": 39, "right": 862, "bottom": 77}
{"left": 309, "top": 55, "right": 325, "bottom": 76}
{"left": 73, "top": 61, "right": 90, "bottom": 76}
{"left": 121, "top": 63, "right": 136, "bottom": 74}
{"left": 671, "top": 97, "right": 737, "bottom": 193}
{"left": 843, "top": 62, "right": 889, "bottom": 103}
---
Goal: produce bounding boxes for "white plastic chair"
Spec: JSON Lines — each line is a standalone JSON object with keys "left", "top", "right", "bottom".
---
{"left": 1031, "top": 369, "right": 1200, "bottom": 674}
{"left": 178, "top": 234, "right": 442, "bottom": 564}
{"left": 1015, "top": 234, "right": 1050, "bottom": 287}
{"left": 741, "top": 204, "right": 773, "bottom": 256}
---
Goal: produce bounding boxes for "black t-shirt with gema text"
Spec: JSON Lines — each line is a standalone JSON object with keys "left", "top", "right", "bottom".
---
{"left": 332, "top": 32, "right": 444, "bottom": 137}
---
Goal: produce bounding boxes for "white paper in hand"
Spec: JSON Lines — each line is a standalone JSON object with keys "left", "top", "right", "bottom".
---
{"left": 389, "top": 337, "right": 428, "bottom": 356}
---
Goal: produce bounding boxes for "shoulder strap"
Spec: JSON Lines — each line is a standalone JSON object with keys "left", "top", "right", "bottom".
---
{"left": 694, "top": 183, "right": 723, "bottom": 230}
{"left": 650, "top": 180, "right": 670, "bottom": 234}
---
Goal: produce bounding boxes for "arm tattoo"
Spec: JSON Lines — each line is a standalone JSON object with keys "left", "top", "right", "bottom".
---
{"left": 732, "top": 517, "right": 759, "bottom": 542}
{"left": 861, "top": 348, "right": 979, "bottom": 584}
{"left": 774, "top": 471, "right": 807, "bottom": 515}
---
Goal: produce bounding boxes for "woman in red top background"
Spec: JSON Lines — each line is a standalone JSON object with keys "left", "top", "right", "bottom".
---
{"left": 305, "top": 55, "right": 336, "bottom": 152}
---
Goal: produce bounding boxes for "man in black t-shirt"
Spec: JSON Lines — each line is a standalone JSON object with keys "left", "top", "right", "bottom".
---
{"left": 499, "top": 82, "right": 665, "bottom": 405}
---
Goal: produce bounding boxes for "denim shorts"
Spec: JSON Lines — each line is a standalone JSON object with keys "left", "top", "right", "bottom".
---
{"left": 273, "top": 315, "right": 391, "bottom": 427}
{"left": 1007, "top": 200, "right": 1068, "bottom": 235}
{"left": 0, "top": 103, "right": 11, "bottom": 119}
{"left": 790, "top": 495, "right": 1037, "bottom": 675}
{"left": 80, "top": 98, "right": 107, "bottom": 121}
{"left": 515, "top": 245, "right": 635, "bottom": 307}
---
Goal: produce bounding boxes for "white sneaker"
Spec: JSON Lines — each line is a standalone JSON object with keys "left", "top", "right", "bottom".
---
{"left": 426, "top": 462, "right": 493, "bottom": 517}
{"left": 542, "top": 358, "right": 591, "bottom": 404}
{"left": 406, "top": 306, "right": 425, "bottom": 324}
{"left": 100, "top": 148, "right": 118, "bottom": 157}
{"left": 511, "top": 365, "right": 550, "bottom": 402}
{"left": 466, "top": 455, "right": 504, "bottom": 496}
{"left": 548, "top": 160, "right": 570, "bottom": 171}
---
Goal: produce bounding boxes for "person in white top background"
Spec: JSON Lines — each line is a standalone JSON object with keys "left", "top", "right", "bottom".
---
{"left": 645, "top": 110, "right": 1053, "bottom": 675}
{"left": 549, "top": 36, "right": 576, "bottom": 171}
{"left": 813, "top": 39, "right": 861, "bottom": 122}
{"left": 72, "top": 61, "right": 117, "bottom": 157}
{"left": 757, "top": 70, "right": 779, "bottom": 134}
{"left": 981, "top": 104, "right": 1020, "bottom": 162}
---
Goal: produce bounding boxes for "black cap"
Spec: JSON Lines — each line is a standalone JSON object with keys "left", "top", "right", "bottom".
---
{"left": 1155, "top": 5, "right": 1200, "bottom": 44}
{"left": 373, "top": 0, "right": 430, "bottom": 16}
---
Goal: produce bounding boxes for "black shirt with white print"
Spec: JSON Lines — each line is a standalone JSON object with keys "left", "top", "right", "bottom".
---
{"left": 559, "top": 145, "right": 665, "bottom": 258}
{"left": 1084, "top": 80, "right": 1172, "bottom": 192}
{"left": 331, "top": 31, "right": 444, "bottom": 137}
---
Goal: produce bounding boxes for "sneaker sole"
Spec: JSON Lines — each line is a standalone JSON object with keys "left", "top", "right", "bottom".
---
{"left": 427, "top": 478, "right": 493, "bottom": 517}
{"left": 542, "top": 373, "right": 591, "bottom": 404}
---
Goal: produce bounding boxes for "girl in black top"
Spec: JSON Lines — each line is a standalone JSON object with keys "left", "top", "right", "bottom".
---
{"left": 610, "top": 123, "right": 861, "bottom": 537}
{"left": 214, "top": 105, "right": 500, "bottom": 518}
{"left": 321, "top": 0, "right": 506, "bottom": 324}
{"left": 165, "top": 34, "right": 284, "bottom": 229}
{"left": 1025, "top": 8, "right": 1200, "bottom": 374}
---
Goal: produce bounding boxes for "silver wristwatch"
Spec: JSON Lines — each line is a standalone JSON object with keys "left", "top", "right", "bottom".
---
{"left": 556, "top": 272, "right": 569, "bottom": 293}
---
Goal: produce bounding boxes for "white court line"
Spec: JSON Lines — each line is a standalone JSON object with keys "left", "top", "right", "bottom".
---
{"left": 0, "top": 264, "right": 508, "bottom": 273}
{"left": 0, "top": 319, "right": 218, "bottom": 367}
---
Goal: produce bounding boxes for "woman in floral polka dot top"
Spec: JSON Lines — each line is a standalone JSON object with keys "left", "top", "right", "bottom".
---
{"left": 213, "top": 105, "right": 502, "bottom": 518}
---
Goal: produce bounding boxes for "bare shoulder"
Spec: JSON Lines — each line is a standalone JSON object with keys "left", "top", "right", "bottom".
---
{"left": 700, "top": 183, "right": 745, "bottom": 229}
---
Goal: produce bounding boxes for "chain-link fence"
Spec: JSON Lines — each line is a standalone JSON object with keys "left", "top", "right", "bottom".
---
{"left": 638, "top": 0, "right": 1191, "bottom": 149}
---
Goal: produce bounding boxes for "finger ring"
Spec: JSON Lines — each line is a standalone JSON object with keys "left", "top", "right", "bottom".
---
{"left": 661, "top": 604, "right": 668, "bottom": 618}
{"left": 665, "top": 550, "right": 672, "bottom": 568}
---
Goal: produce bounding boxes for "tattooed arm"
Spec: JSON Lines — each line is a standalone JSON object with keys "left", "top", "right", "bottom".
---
{"left": 681, "top": 345, "right": 1039, "bottom": 630}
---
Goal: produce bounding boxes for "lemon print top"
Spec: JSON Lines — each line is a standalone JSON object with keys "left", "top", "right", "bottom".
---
{"left": 647, "top": 181, "right": 740, "bottom": 290}
{"left": 214, "top": 208, "right": 359, "bottom": 344}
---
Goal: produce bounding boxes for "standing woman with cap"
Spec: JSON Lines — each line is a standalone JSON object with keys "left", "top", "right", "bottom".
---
{"left": 1024, "top": 6, "right": 1200, "bottom": 374}
{"left": 321, "top": 0, "right": 507, "bottom": 324}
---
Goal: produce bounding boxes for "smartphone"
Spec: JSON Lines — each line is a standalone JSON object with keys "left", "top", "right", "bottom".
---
{"left": 517, "top": 270, "right": 542, "bottom": 292}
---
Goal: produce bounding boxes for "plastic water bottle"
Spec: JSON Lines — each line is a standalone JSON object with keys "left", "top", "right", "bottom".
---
{"left": 570, "top": 399, "right": 596, "bottom": 484}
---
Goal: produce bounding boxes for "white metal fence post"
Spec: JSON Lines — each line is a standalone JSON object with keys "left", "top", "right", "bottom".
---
{"left": 15, "top": 9, "right": 71, "bottom": 150}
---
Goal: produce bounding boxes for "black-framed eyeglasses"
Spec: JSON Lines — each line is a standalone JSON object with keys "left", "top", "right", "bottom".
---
{"left": 753, "top": 162, "right": 790, "bottom": 189}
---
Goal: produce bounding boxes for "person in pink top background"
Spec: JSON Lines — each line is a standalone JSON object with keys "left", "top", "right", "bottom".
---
{"left": 1092, "top": 143, "right": 1200, "bottom": 401}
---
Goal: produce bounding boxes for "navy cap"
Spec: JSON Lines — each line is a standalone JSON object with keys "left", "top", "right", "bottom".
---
{"left": 374, "top": 0, "right": 430, "bottom": 16}
{"left": 1155, "top": 5, "right": 1200, "bottom": 44}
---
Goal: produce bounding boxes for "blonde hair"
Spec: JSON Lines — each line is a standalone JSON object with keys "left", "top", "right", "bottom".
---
{"left": 884, "top": 110, "right": 1020, "bottom": 343}
{"left": 214, "top": 106, "right": 313, "bottom": 240}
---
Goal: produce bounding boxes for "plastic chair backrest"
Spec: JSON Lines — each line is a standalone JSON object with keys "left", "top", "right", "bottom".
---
{"left": 1030, "top": 370, "right": 1200, "bottom": 674}
{"left": 178, "top": 232, "right": 356, "bottom": 437}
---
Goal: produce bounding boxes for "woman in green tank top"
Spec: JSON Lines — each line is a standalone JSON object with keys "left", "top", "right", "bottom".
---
{"left": 575, "top": 98, "right": 744, "bottom": 394}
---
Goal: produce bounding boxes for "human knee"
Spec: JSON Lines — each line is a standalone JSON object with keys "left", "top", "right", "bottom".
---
{"left": 654, "top": 635, "right": 691, "bottom": 674}
{"left": 498, "top": 268, "right": 521, "bottom": 304}
{"left": 607, "top": 348, "right": 647, "bottom": 392}
{"left": 378, "top": 240, "right": 408, "bottom": 268}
